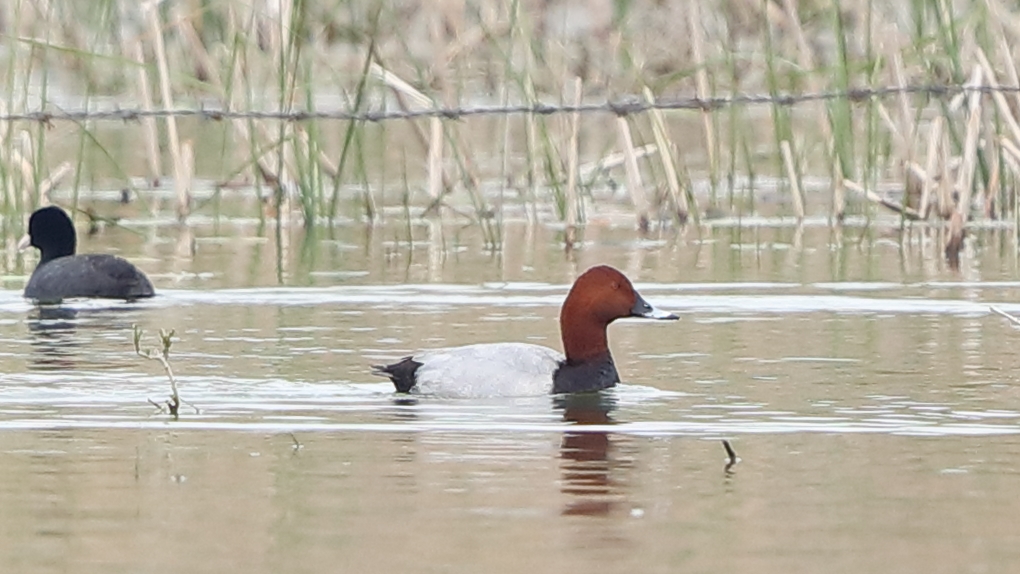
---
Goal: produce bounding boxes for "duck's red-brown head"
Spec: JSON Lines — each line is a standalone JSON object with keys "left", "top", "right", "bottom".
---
{"left": 558, "top": 265, "right": 677, "bottom": 363}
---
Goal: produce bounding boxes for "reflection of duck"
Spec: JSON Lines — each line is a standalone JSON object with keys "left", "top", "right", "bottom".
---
{"left": 557, "top": 394, "right": 629, "bottom": 517}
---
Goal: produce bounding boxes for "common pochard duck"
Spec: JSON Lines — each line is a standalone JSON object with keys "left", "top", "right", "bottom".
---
{"left": 373, "top": 265, "right": 677, "bottom": 397}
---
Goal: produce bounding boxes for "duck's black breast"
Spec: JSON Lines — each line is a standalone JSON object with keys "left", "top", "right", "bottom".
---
{"left": 24, "top": 254, "right": 155, "bottom": 303}
{"left": 551, "top": 352, "right": 620, "bottom": 394}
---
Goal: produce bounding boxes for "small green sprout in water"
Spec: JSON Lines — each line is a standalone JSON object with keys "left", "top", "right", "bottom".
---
{"left": 133, "top": 324, "right": 194, "bottom": 419}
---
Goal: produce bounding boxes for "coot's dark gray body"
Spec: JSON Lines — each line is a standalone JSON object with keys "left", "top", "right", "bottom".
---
{"left": 22, "top": 206, "right": 155, "bottom": 304}
{"left": 24, "top": 254, "right": 155, "bottom": 303}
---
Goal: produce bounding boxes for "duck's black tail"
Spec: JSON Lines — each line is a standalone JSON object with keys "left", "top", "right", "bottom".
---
{"left": 371, "top": 357, "right": 423, "bottom": 393}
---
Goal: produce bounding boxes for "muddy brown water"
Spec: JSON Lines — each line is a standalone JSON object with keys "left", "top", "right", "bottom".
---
{"left": 1, "top": 214, "right": 1020, "bottom": 573}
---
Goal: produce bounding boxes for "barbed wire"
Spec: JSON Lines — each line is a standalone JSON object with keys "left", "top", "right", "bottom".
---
{"left": 2, "top": 84, "right": 1016, "bottom": 124}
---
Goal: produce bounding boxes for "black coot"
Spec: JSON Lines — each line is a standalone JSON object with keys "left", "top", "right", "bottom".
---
{"left": 20, "top": 206, "right": 155, "bottom": 303}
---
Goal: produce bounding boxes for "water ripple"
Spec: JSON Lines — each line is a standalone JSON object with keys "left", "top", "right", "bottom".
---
{"left": 0, "top": 379, "right": 1016, "bottom": 436}
{"left": 0, "top": 281, "right": 1015, "bottom": 316}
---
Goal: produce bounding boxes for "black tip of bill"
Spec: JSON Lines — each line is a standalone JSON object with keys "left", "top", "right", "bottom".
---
{"left": 631, "top": 293, "right": 679, "bottom": 320}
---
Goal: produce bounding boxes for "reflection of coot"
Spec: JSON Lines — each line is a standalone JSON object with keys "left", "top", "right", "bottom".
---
{"left": 28, "top": 305, "right": 79, "bottom": 330}
{"left": 26, "top": 307, "right": 136, "bottom": 372}
{"left": 20, "top": 206, "right": 155, "bottom": 304}
{"left": 556, "top": 393, "right": 627, "bottom": 517}
{"left": 26, "top": 306, "right": 81, "bottom": 371}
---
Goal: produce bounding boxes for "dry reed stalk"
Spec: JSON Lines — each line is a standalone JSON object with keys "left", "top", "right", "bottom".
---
{"left": 615, "top": 117, "right": 651, "bottom": 231}
{"left": 995, "top": 35, "right": 1020, "bottom": 118}
{"left": 439, "top": 132, "right": 487, "bottom": 219}
{"left": 0, "top": 103, "right": 11, "bottom": 208}
{"left": 793, "top": 219, "right": 804, "bottom": 251}
{"left": 175, "top": 10, "right": 290, "bottom": 195}
{"left": 427, "top": 117, "right": 444, "bottom": 201}
{"left": 271, "top": 2, "right": 300, "bottom": 223}
{"left": 831, "top": 158, "right": 845, "bottom": 222}
{"left": 441, "top": 16, "right": 486, "bottom": 62}
{"left": 296, "top": 127, "right": 338, "bottom": 178}
{"left": 119, "top": 1, "right": 162, "bottom": 188}
{"left": 523, "top": 111, "right": 539, "bottom": 222}
{"left": 780, "top": 0, "right": 842, "bottom": 218}
{"left": 178, "top": 140, "right": 194, "bottom": 219}
{"left": 428, "top": 5, "right": 452, "bottom": 203}
{"left": 175, "top": 222, "right": 195, "bottom": 258}
{"left": 17, "top": 130, "right": 33, "bottom": 181}
{"left": 369, "top": 63, "right": 449, "bottom": 201}
{"left": 843, "top": 178, "right": 922, "bottom": 220}
{"left": 687, "top": 2, "right": 716, "bottom": 183}
{"left": 145, "top": 2, "right": 188, "bottom": 221}
{"left": 945, "top": 210, "right": 965, "bottom": 268}
{"left": 565, "top": 77, "right": 582, "bottom": 245}
{"left": 986, "top": 0, "right": 1020, "bottom": 111}
{"left": 762, "top": 0, "right": 791, "bottom": 29}
{"left": 432, "top": 4, "right": 491, "bottom": 224}
{"left": 375, "top": 63, "right": 485, "bottom": 221}
{"left": 984, "top": 139, "right": 1000, "bottom": 219}
{"left": 499, "top": 84, "right": 512, "bottom": 208}
{"left": 127, "top": 39, "right": 162, "bottom": 186}
{"left": 876, "top": 102, "right": 904, "bottom": 149}
{"left": 891, "top": 51, "right": 915, "bottom": 157}
{"left": 278, "top": 0, "right": 295, "bottom": 54}
{"left": 1000, "top": 136, "right": 1020, "bottom": 171}
{"left": 37, "top": 161, "right": 72, "bottom": 206}
{"left": 936, "top": 127, "right": 954, "bottom": 219}
{"left": 253, "top": 117, "right": 298, "bottom": 197}
{"left": 174, "top": 4, "right": 220, "bottom": 90}
{"left": 644, "top": 87, "right": 690, "bottom": 222}
{"left": 919, "top": 116, "right": 944, "bottom": 219}
{"left": 0, "top": 122, "right": 39, "bottom": 209}
{"left": 10, "top": 131, "right": 35, "bottom": 207}
{"left": 780, "top": 140, "right": 805, "bottom": 219}
{"left": 976, "top": 48, "right": 1020, "bottom": 145}
{"left": 906, "top": 163, "right": 937, "bottom": 197}
{"left": 870, "top": 7, "right": 920, "bottom": 203}
{"left": 579, "top": 145, "right": 658, "bottom": 180}
{"left": 522, "top": 17, "right": 542, "bottom": 220}
{"left": 955, "top": 65, "right": 984, "bottom": 225}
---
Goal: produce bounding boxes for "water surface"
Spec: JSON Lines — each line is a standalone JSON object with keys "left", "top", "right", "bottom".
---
{"left": 1, "top": 217, "right": 1019, "bottom": 573}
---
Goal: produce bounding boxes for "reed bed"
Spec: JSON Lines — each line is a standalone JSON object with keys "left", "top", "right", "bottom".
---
{"left": 1, "top": 0, "right": 1020, "bottom": 262}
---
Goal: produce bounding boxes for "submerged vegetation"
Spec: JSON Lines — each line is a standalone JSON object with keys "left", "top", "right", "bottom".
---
{"left": 0, "top": 1, "right": 1019, "bottom": 263}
